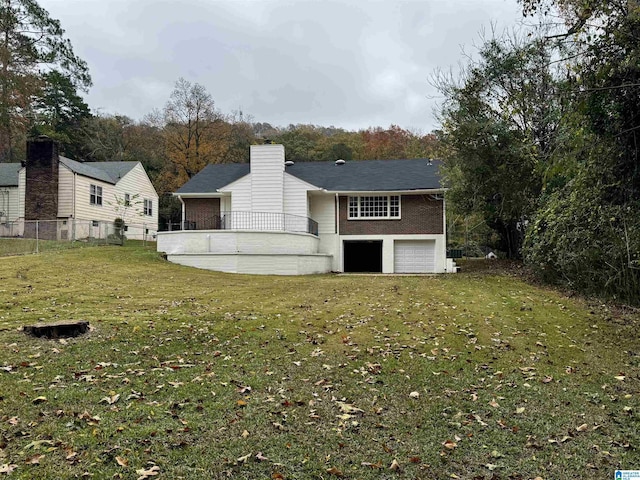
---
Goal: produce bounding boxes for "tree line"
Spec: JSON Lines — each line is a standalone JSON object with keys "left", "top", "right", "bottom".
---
{"left": 436, "top": 0, "right": 640, "bottom": 304}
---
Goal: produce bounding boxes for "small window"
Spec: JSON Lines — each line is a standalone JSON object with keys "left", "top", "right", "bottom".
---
{"left": 144, "top": 199, "right": 153, "bottom": 216}
{"left": 348, "top": 195, "right": 400, "bottom": 219}
{"left": 92, "top": 220, "right": 99, "bottom": 227}
{"left": 124, "top": 193, "right": 131, "bottom": 207}
{"left": 90, "top": 185, "right": 102, "bottom": 206}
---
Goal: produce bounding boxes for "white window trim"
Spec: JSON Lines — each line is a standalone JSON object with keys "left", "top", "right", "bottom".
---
{"left": 90, "top": 184, "right": 102, "bottom": 206}
{"left": 347, "top": 195, "right": 401, "bottom": 220}
{"left": 143, "top": 198, "right": 153, "bottom": 217}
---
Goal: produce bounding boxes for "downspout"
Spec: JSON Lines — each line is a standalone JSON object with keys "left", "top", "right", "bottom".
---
{"left": 335, "top": 193, "right": 340, "bottom": 272}
{"left": 178, "top": 195, "right": 186, "bottom": 230}
{"left": 442, "top": 192, "right": 447, "bottom": 272}
{"left": 0, "top": 189, "right": 7, "bottom": 221}
{"left": 72, "top": 172, "right": 76, "bottom": 219}
{"left": 72, "top": 172, "right": 77, "bottom": 240}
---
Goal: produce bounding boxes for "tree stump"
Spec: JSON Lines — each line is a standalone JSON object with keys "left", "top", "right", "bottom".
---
{"left": 23, "top": 321, "right": 90, "bottom": 339}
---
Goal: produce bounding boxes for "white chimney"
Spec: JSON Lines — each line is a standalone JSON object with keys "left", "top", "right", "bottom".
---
{"left": 250, "top": 144, "right": 285, "bottom": 214}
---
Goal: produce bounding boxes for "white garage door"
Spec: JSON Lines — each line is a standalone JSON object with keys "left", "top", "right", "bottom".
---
{"left": 394, "top": 240, "right": 436, "bottom": 273}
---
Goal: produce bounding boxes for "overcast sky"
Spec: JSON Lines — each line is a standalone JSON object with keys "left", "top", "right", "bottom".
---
{"left": 39, "top": 0, "right": 524, "bottom": 133}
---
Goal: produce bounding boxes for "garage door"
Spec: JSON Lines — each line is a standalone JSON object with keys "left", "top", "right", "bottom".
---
{"left": 394, "top": 240, "right": 436, "bottom": 273}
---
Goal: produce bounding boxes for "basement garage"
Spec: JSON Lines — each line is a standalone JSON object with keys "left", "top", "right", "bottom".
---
{"left": 394, "top": 240, "right": 436, "bottom": 273}
{"left": 343, "top": 240, "right": 383, "bottom": 273}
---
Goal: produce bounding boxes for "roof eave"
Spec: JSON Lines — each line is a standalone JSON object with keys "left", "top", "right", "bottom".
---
{"left": 174, "top": 192, "right": 228, "bottom": 198}
{"left": 322, "top": 187, "right": 447, "bottom": 195}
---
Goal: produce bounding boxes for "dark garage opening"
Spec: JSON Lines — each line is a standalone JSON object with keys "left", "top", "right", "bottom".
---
{"left": 343, "top": 240, "right": 383, "bottom": 273}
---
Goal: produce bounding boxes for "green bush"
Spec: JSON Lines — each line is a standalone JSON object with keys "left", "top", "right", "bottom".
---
{"left": 525, "top": 178, "right": 640, "bottom": 305}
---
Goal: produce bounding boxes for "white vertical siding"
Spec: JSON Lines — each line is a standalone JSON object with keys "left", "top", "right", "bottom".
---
{"left": 58, "top": 164, "right": 74, "bottom": 217}
{"left": 223, "top": 175, "right": 251, "bottom": 229}
{"left": 309, "top": 193, "right": 338, "bottom": 264}
{"left": 283, "top": 173, "right": 311, "bottom": 219}
{"left": 225, "top": 174, "right": 251, "bottom": 212}
{"left": 309, "top": 193, "right": 335, "bottom": 235}
{"left": 249, "top": 144, "right": 284, "bottom": 214}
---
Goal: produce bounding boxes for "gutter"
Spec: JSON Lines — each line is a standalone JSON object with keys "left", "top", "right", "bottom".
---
{"left": 322, "top": 188, "right": 447, "bottom": 195}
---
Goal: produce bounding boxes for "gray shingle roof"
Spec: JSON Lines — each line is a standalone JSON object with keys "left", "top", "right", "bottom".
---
{"left": 176, "top": 163, "right": 250, "bottom": 193}
{"left": 287, "top": 158, "right": 442, "bottom": 191}
{"left": 176, "top": 158, "right": 442, "bottom": 194}
{"left": 60, "top": 157, "right": 138, "bottom": 184}
{"left": 0, "top": 163, "right": 21, "bottom": 187}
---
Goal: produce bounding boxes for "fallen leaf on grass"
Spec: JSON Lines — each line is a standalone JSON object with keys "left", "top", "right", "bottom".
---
{"left": 32, "top": 396, "right": 47, "bottom": 405}
{"left": 237, "top": 454, "right": 251, "bottom": 464}
{"left": 326, "top": 466, "right": 343, "bottom": 476}
{"left": 336, "top": 401, "right": 363, "bottom": 414}
{"left": 116, "top": 456, "right": 128, "bottom": 467}
{"left": 409, "top": 391, "right": 420, "bottom": 399}
{"left": 489, "top": 398, "right": 500, "bottom": 408}
{"left": 255, "top": 452, "right": 269, "bottom": 462}
{"left": 26, "top": 454, "right": 44, "bottom": 465}
{"left": 389, "top": 459, "right": 401, "bottom": 471}
{"left": 99, "top": 394, "right": 120, "bottom": 405}
{"left": 0, "top": 464, "right": 17, "bottom": 474}
{"left": 24, "top": 440, "right": 53, "bottom": 450}
{"left": 576, "top": 423, "right": 588, "bottom": 432}
{"left": 515, "top": 407, "right": 525, "bottom": 414}
{"left": 614, "top": 375, "right": 626, "bottom": 381}
{"left": 136, "top": 465, "right": 160, "bottom": 479}
{"left": 241, "top": 430, "right": 250, "bottom": 438}
{"left": 443, "top": 440, "right": 457, "bottom": 450}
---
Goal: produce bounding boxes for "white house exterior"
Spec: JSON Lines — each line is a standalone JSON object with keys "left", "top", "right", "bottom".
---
{"left": 157, "top": 143, "right": 454, "bottom": 275}
{"left": 0, "top": 164, "right": 25, "bottom": 236}
{"left": 0, "top": 137, "right": 158, "bottom": 241}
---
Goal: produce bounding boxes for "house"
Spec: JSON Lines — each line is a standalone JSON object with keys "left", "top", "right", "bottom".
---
{"left": 157, "top": 143, "right": 454, "bottom": 275}
{"left": 0, "top": 162, "right": 23, "bottom": 226}
{"left": 0, "top": 136, "right": 158, "bottom": 240}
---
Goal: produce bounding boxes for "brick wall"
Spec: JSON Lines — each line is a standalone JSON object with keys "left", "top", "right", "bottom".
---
{"left": 339, "top": 194, "right": 443, "bottom": 235}
{"left": 184, "top": 198, "right": 220, "bottom": 229}
{"left": 25, "top": 137, "right": 59, "bottom": 221}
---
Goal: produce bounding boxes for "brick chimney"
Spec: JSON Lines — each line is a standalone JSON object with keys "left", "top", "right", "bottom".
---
{"left": 25, "top": 136, "right": 59, "bottom": 220}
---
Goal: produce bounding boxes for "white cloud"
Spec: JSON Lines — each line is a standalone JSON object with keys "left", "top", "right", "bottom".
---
{"left": 38, "top": 0, "right": 524, "bottom": 131}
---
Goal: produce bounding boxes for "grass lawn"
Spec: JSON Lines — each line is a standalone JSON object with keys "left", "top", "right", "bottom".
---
{"left": 0, "top": 247, "right": 638, "bottom": 479}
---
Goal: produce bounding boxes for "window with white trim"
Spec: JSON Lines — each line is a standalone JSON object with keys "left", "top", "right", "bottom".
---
{"left": 124, "top": 193, "right": 131, "bottom": 206}
{"left": 144, "top": 199, "right": 153, "bottom": 216}
{"left": 348, "top": 195, "right": 400, "bottom": 219}
{"left": 90, "top": 184, "right": 102, "bottom": 206}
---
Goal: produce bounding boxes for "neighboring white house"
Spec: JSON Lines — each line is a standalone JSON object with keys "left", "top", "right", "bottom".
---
{"left": 157, "top": 143, "right": 454, "bottom": 275}
{"left": 0, "top": 163, "right": 24, "bottom": 223}
{"left": 0, "top": 136, "right": 158, "bottom": 241}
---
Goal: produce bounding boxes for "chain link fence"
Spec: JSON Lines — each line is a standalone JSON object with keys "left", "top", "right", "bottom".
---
{"left": 0, "top": 219, "right": 157, "bottom": 256}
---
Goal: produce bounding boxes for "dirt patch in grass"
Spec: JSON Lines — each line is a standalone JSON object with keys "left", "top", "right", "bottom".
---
{"left": 0, "top": 246, "right": 638, "bottom": 479}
